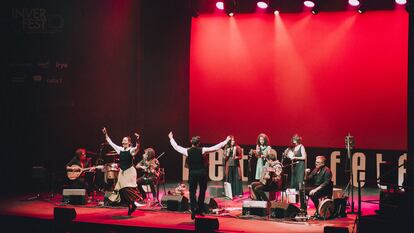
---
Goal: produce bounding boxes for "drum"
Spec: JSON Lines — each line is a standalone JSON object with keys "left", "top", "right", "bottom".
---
{"left": 104, "top": 163, "right": 120, "bottom": 183}
{"left": 317, "top": 198, "right": 335, "bottom": 219}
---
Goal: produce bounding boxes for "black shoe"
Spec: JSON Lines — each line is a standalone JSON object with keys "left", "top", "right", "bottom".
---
{"left": 198, "top": 211, "right": 205, "bottom": 217}
{"left": 191, "top": 211, "right": 196, "bottom": 220}
{"left": 128, "top": 206, "right": 133, "bottom": 216}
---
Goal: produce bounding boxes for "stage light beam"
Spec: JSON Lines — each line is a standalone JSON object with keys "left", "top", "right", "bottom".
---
{"left": 216, "top": 1, "right": 224, "bottom": 10}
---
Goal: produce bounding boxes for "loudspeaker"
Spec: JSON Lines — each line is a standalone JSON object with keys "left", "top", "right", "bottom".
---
{"left": 195, "top": 217, "right": 219, "bottom": 232}
{"left": 161, "top": 195, "right": 189, "bottom": 211}
{"left": 204, "top": 197, "right": 218, "bottom": 213}
{"left": 270, "top": 202, "right": 300, "bottom": 219}
{"left": 324, "top": 226, "right": 349, "bottom": 233}
{"left": 242, "top": 200, "right": 269, "bottom": 217}
{"left": 62, "top": 189, "right": 86, "bottom": 205}
{"left": 54, "top": 207, "right": 76, "bottom": 222}
{"left": 334, "top": 197, "right": 347, "bottom": 218}
{"left": 378, "top": 189, "right": 409, "bottom": 216}
{"left": 380, "top": 162, "right": 397, "bottom": 188}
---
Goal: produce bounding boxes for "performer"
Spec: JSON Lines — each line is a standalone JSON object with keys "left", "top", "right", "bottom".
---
{"left": 102, "top": 127, "right": 142, "bottom": 215}
{"left": 223, "top": 136, "right": 243, "bottom": 198}
{"left": 250, "top": 149, "right": 283, "bottom": 201}
{"left": 253, "top": 133, "right": 271, "bottom": 181}
{"left": 303, "top": 156, "right": 333, "bottom": 214}
{"left": 169, "top": 131, "right": 230, "bottom": 220}
{"left": 136, "top": 148, "right": 160, "bottom": 201}
{"left": 285, "top": 134, "right": 307, "bottom": 190}
{"left": 66, "top": 148, "right": 94, "bottom": 192}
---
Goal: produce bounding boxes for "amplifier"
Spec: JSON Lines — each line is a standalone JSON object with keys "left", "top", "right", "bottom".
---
{"left": 62, "top": 189, "right": 86, "bottom": 205}
{"left": 242, "top": 200, "right": 269, "bottom": 217}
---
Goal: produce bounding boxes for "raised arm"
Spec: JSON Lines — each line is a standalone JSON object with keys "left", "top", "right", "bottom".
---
{"left": 102, "top": 127, "right": 122, "bottom": 154}
{"left": 169, "top": 131, "right": 188, "bottom": 156}
{"left": 130, "top": 133, "right": 140, "bottom": 156}
{"left": 202, "top": 136, "right": 231, "bottom": 154}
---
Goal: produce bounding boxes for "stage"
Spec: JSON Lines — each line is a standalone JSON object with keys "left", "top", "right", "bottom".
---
{"left": 0, "top": 183, "right": 382, "bottom": 233}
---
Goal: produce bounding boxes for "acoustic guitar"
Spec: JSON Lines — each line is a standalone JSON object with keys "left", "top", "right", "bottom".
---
{"left": 67, "top": 165, "right": 104, "bottom": 180}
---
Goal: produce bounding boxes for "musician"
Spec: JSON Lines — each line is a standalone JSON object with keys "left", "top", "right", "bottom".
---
{"left": 224, "top": 136, "right": 243, "bottom": 198}
{"left": 169, "top": 131, "right": 230, "bottom": 220}
{"left": 65, "top": 148, "right": 94, "bottom": 191}
{"left": 285, "top": 134, "right": 307, "bottom": 190}
{"left": 303, "top": 156, "right": 333, "bottom": 213}
{"left": 250, "top": 149, "right": 283, "bottom": 201}
{"left": 254, "top": 133, "right": 271, "bottom": 180}
{"left": 136, "top": 148, "right": 160, "bottom": 201}
{"left": 102, "top": 127, "right": 142, "bottom": 215}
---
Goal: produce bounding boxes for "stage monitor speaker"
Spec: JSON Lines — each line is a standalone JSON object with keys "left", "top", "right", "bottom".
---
{"left": 380, "top": 162, "right": 397, "bottom": 188}
{"left": 204, "top": 197, "right": 218, "bottom": 213}
{"left": 195, "top": 217, "right": 219, "bottom": 232}
{"left": 324, "top": 226, "right": 349, "bottom": 233}
{"left": 242, "top": 200, "right": 269, "bottom": 217}
{"left": 334, "top": 197, "right": 347, "bottom": 218}
{"left": 270, "top": 202, "right": 300, "bottom": 219}
{"left": 54, "top": 207, "right": 76, "bottom": 222}
{"left": 161, "top": 195, "right": 189, "bottom": 211}
{"left": 62, "top": 189, "right": 86, "bottom": 205}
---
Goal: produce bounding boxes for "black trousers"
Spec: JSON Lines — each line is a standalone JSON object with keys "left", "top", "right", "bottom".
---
{"left": 137, "top": 176, "right": 156, "bottom": 199}
{"left": 300, "top": 185, "right": 332, "bottom": 211}
{"left": 251, "top": 181, "right": 278, "bottom": 201}
{"left": 188, "top": 169, "right": 208, "bottom": 213}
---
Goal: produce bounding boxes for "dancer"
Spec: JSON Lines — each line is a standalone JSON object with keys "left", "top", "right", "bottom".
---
{"left": 102, "top": 127, "right": 143, "bottom": 215}
{"left": 169, "top": 131, "right": 230, "bottom": 220}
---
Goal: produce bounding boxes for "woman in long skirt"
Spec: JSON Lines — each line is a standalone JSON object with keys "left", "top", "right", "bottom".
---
{"left": 102, "top": 127, "right": 142, "bottom": 215}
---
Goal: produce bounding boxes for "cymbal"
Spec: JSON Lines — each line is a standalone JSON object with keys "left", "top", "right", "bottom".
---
{"left": 105, "top": 151, "right": 118, "bottom": 156}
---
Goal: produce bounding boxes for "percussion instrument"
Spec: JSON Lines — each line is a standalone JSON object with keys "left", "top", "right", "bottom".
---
{"left": 317, "top": 198, "right": 335, "bottom": 219}
{"left": 104, "top": 163, "right": 120, "bottom": 183}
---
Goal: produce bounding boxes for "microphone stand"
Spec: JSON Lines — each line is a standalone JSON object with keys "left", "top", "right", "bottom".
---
{"left": 344, "top": 134, "right": 355, "bottom": 214}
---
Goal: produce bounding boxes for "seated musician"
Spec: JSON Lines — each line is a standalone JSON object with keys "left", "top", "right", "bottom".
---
{"left": 65, "top": 148, "right": 94, "bottom": 192}
{"left": 136, "top": 148, "right": 160, "bottom": 201}
{"left": 250, "top": 149, "right": 283, "bottom": 202}
{"left": 303, "top": 156, "right": 333, "bottom": 214}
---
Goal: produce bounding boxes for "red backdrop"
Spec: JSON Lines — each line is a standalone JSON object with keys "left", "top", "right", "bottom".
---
{"left": 189, "top": 10, "right": 407, "bottom": 150}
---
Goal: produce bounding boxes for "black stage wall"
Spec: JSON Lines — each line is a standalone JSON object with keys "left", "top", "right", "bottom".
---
{"left": 2, "top": 0, "right": 191, "bottom": 193}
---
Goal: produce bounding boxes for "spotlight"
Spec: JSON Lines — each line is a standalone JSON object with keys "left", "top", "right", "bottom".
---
{"left": 257, "top": 1, "right": 269, "bottom": 9}
{"left": 216, "top": 1, "right": 224, "bottom": 10}
{"left": 395, "top": 0, "right": 406, "bottom": 5}
{"left": 311, "top": 4, "right": 320, "bottom": 15}
{"left": 357, "top": 6, "right": 365, "bottom": 13}
{"left": 348, "top": 0, "right": 360, "bottom": 7}
{"left": 225, "top": 0, "right": 236, "bottom": 17}
{"left": 274, "top": 10, "right": 280, "bottom": 15}
{"left": 304, "top": 1, "right": 315, "bottom": 8}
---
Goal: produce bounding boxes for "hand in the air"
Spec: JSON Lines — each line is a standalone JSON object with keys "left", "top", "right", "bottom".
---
{"left": 134, "top": 133, "right": 140, "bottom": 140}
{"left": 168, "top": 131, "right": 173, "bottom": 139}
{"left": 102, "top": 127, "right": 107, "bottom": 135}
{"left": 226, "top": 136, "right": 231, "bottom": 141}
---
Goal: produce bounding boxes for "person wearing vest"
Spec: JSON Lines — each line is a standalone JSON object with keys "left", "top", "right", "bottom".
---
{"left": 102, "top": 127, "right": 143, "bottom": 215}
{"left": 287, "top": 134, "right": 307, "bottom": 190}
{"left": 169, "top": 131, "right": 230, "bottom": 220}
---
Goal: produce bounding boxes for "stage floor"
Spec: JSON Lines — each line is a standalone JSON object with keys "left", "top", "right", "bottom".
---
{"left": 0, "top": 183, "right": 381, "bottom": 233}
